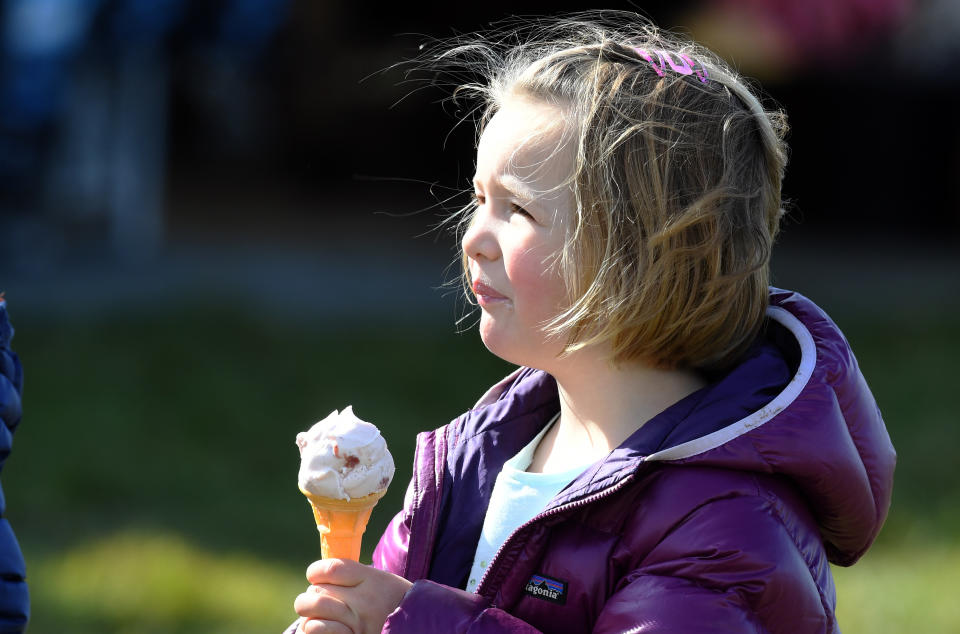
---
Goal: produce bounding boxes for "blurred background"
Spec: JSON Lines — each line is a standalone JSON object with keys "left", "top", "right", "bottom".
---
{"left": 1, "top": 0, "right": 958, "bottom": 632}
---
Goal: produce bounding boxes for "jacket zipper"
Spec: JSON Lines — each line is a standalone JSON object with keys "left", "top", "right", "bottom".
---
{"left": 474, "top": 468, "right": 640, "bottom": 599}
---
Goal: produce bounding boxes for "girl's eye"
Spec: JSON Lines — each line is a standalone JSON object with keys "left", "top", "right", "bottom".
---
{"left": 510, "top": 203, "right": 534, "bottom": 219}
{"left": 472, "top": 193, "right": 534, "bottom": 220}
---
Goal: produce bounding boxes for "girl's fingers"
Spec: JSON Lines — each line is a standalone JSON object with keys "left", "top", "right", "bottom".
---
{"left": 294, "top": 587, "right": 359, "bottom": 632}
{"left": 301, "top": 618, "right": 354, "bottom": 634}
{"left": 297, "top": 561, "right": 410, "bottom": 633}
{"left": 306, "top": 558, "right": 364, "bottom": 586}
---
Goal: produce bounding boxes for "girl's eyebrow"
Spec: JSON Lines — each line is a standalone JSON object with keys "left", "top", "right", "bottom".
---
{"left": 499, "top": 174, "right": 535, "bottom": 201}
{"left": 473, "top": 173, "right": 538, "bottom": 205}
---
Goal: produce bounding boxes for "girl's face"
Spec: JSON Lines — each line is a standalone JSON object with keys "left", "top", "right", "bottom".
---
{"left": 463, "top": 96, "right": 575, "bottom": 370}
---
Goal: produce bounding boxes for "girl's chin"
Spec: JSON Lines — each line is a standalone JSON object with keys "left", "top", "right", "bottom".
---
{"left": 478, "top": 322, "right": 550, "bottom": 369}
{"left": 477, "top": 324, "right": 521, "bottom": 364}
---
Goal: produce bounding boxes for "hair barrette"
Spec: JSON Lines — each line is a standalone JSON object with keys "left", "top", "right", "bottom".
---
{"left": 632, "top": 48, "right": 710, "bottom": 83}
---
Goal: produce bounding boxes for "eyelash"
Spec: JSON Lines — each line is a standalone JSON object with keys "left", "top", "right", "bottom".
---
{"left": 472, "top": 193, "right": 533, "bottom": 219}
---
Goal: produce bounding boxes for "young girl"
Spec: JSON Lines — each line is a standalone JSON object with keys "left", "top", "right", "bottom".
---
{"left": 288, "top": 14, "right": 895, "bottom": 634}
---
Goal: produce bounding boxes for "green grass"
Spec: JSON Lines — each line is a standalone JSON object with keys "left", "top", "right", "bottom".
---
{"left": 833, "top": 542, "right": 960, "bottom": 632}
{"left": 27, "top": 528, "right": 304, "bottom": 634}
{"left": 2, "top": 295, "right": 957, "bottom": 632}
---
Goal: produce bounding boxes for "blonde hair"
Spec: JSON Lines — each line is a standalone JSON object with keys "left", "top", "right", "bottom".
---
{"left": 428, "top": 13, "right": 788, "bottom": 372}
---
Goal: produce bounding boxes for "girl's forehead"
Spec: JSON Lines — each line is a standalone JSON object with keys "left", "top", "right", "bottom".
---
{"left": 474, "top": 98, "right": 572, "bottom": 192}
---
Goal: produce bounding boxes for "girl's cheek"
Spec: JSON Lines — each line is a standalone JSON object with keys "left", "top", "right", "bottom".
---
{"left": 504, "top": 245, "right": 544, "bottom": 288}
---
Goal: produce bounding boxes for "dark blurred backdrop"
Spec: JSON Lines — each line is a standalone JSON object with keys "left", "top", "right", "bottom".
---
{"left": 1, "top": 0, "right": 957, "bottom": 276}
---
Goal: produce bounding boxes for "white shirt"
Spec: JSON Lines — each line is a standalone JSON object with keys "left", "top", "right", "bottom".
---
{"left": 464, "top": 415, "right": 594, "bottom": 592}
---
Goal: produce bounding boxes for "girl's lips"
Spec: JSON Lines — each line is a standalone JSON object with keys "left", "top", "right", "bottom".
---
{"left": 472, "top": 280, "right": 509, "bottom": 306}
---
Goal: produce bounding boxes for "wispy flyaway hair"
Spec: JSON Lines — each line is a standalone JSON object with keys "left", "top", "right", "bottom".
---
{"left": 420, "top": 11, "right": 789, "bottom": 372}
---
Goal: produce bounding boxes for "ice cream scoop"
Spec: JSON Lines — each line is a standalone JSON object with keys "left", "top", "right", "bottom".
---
{"left": 296, "top": 406, "right": 395, "bottom": 500}
{"left": 295, "top": 406, "right": 394, "bottom": 560}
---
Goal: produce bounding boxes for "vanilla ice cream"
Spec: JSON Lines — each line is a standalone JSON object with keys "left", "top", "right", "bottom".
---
{"left": 296, "top": 406, "right": 395, "bottom": 501}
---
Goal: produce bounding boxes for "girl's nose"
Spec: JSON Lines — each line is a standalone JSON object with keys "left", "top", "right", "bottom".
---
{"left": 461, "top": 207, "right": 500, "bottom": 262}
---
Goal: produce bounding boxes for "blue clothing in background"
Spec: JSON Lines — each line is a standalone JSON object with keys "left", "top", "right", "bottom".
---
{"left": 0, "top": 298, "right": 27, "bottom": 632}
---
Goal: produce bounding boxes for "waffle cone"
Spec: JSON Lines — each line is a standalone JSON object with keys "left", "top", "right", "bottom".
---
{"left": 300, "top": 488, "right": 386, "bottom": 560}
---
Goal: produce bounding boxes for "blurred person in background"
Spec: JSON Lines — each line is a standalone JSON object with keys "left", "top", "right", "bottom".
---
{"left": 0, "top": 0, "right": 290, "bottom": 267}
{"left": 0, "top": 294, "right": 27, "bottom": 632}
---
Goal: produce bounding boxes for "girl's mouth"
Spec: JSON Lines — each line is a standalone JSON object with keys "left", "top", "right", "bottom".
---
{"left": 472, "top": 280, "right": 510, "bottom": 307}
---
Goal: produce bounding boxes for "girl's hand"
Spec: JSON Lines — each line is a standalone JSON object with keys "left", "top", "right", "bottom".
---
{"left": 294, "top": 558, "right": 413, "bottom": 634}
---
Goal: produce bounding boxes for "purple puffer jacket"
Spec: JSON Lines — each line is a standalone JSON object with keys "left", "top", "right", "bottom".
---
{"left": 366, "top": 289, "right": 895, "bottom": 633}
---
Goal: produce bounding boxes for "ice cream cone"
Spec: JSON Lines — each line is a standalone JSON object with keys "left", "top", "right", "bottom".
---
{"left": 300, "top": 488, "right": 387, "bottom": 560}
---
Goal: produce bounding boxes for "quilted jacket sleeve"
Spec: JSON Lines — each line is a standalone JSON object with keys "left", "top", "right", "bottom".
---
{"left": 0, "top": 299, "right": 29, "bottom": 632}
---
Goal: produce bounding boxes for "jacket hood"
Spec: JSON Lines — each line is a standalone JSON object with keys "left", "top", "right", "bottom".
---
{"left": 657, "top": 288, "right": 895, "bottom": 566}
{"left": 470, "top": 289, "right": 895, "bottom": 567}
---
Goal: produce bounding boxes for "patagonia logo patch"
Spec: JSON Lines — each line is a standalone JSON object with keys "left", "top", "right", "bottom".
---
{"left": 523, "top": 573, "right": 568, "bottom": 605}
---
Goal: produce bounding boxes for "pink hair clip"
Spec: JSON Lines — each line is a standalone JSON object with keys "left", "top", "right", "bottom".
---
{"left": 632, "top": 48, "right": 710, "bottom": 83}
